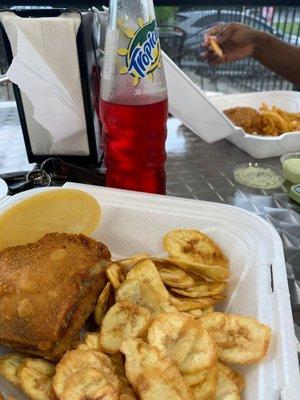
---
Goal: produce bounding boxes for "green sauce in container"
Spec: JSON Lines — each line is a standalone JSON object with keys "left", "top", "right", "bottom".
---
{"left": 281, "top": 153, "right": 300, "bottom": 184}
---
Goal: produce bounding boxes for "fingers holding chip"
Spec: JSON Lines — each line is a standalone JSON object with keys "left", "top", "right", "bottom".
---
{"left": 208, "top": 36, "right": 224, "bottom": 58}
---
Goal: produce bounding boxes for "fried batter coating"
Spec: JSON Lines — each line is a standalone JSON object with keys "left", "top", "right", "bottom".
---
{"left": 0, "top": 233, "right": 110, "bottom": 360}
{"left": 224, "top": 107, "right": 261, "bottom": 134}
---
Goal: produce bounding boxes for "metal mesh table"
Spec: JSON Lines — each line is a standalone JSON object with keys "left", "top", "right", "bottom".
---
{"left": 0, "top": 103, "right": 32, "bottom": 174}
{"left": 1, "top": 103, "right": 300, "bottom": 345}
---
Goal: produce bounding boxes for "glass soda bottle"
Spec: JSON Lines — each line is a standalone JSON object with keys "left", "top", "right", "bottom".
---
{"left": 100, "top": 0, "right": 168, "bottom": 194}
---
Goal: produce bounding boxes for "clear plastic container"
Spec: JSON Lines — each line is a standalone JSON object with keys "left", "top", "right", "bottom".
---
{"left": 233, "top": 163, "right": 284, "bottom": 189}
{"left": 281, "top": 152, "right": 300, "bottom": 184}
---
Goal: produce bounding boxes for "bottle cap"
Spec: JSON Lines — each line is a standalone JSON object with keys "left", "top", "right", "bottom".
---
{"left": 233, "top": 163, "right": 284, "bottom": 189}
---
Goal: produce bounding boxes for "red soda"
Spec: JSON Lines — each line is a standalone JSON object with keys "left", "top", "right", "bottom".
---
{"left": 100, "top": 0, "right": 168, "bottom": 193}
{"left": 100, "top": 99, "right": 168, "bottom": 194}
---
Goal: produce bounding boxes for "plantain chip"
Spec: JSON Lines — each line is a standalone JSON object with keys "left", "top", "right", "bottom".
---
{"left": 120, "top": 390, "right": 137, "bottom": 400}
{"left": 215, "top": 363, "right": 241, "bottom": 400}
{"left": 125, "top": 259, "right": 169, "bottom": 294}
{"left": 120, "top": 338, "right": 197, "bottom": 400}
{"left": 106, "top": 263, "right": 126, "bottom": 290}
{"left": 200, "top": 312, "right": 271, "bottom": 364}
{"left": 59, "top": 369, "right": 118, "bottom": 400}
{"left": 148, "top": 313, "right": 217, "bottom": 375}
{"left": 108, "top": 353, "right": 126, "bottom": 380}
{"left": 202, "top": 306, "right": 214, "bottom": 315}
{"left": 217, "top": 363, "right": 245, "bottom": 393}
{"left": 99, "top": 301, "right": 151, "bottom": 354}
{"left": 170, "top": 293, "right": 226, "bottom": 312}
{"left": 187, "top": 309, "right": 203, "bottom": 319}
{"left": 106, "top": 255, "right": 149, "bottom": 291}
{"left": 17, "top": 358, "right": 55, "bottom": 400}
{"left": 116, "top": 259, "right": 177, "bottom": 313}
{"left": 118, "top": 254, "right": 149, "bottom": 271}
{"left": 53, "top": 349, "right": 120, "bottom": 400}
{"left": 184, "top": 368, "right": 211, "bottom": 387}
{"left": 191, "top": 366, "right": 218, "bottom": 400}
{"left": 163, "top": 229, "right": 229, "bottom": 268}
{"left": 94, "top": 282, "right": 114, "bottom": 326}
{"left": 169, "top": 257, "right": 229, "bottom": 282}
{"left": 0, "top": 353, "right": 26, "bottom": 386}
{"left": 151, "top": 258, "right": 195, "bottom": 289}
{"left": 77, "top": 332, "right": 100, "bottom": 350}
{"left": 171, "top": 281, "right": 226, "bottom": 298}
{"left": 109, "top": 353, "right": 137, "bottom": 400}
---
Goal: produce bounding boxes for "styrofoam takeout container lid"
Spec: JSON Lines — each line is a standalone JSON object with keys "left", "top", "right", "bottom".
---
{"left": 162, "top": 51, "right": 235, "bottom": 143}
{"left": 210, "top": 91, "right": 300, "bottom": 158}
{"left": 0, "top": 183, "right": 299, "bottom": 399}
{"left": 0, "top": 178, "right": 8, "bottom": 203}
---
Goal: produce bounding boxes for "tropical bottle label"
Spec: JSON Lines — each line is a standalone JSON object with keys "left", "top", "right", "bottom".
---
{"left": 117, "top": 18, "right": 162, "bottom": 87}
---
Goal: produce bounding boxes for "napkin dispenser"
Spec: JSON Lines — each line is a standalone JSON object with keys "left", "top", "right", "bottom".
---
{"left": 0, "top": 9, "right": 102, "bottom": 165}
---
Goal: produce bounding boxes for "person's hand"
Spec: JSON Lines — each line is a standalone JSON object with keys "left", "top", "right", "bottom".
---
{"left": 203, "top": 23, "right": 260, "bottom": 65}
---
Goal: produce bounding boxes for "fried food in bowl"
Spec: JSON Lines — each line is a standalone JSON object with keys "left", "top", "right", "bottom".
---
{"left": 224, "top": 102, "right": 300, "bottom": 136}
{"left": 224, "top": 107, "right": 261, "bottom": 134}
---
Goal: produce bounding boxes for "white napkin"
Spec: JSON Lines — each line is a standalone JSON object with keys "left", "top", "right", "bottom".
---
{"left": 0, "top": 11, "right": 89, "bottom": 155}
{"left": 7, "top": 26, "right": 86, "bottom": 142}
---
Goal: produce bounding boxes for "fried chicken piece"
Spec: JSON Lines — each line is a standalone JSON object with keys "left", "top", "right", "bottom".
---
{"left": 0, "top": 233, "right": 110, "bottom": 361}
{"left": 224, "top": 107, "right": 261, "bottom": 134}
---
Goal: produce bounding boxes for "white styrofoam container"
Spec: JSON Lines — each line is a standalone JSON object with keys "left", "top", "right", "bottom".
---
{"left": 0, "top": 184, "right": 299, "bottom": 400}
{"left": 0, "top": 179, "right": 7, "bottom": 203}
{"left": 163, "top": 52, "right": 300, "bottom": 158}
{"left": 162, "top": 52, "right": 235, "bottom": 143}
{"left": 210, "top": 91, "right": 300, "bottom": 158}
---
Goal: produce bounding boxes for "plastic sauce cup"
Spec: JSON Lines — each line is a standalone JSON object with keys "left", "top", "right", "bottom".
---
{"left": 281, "top": 153, "right": 300, "bottom": 184}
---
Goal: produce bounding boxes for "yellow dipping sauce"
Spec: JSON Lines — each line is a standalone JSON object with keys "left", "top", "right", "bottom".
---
{"left": 0, "top": 189, "right": 101, "bottom": 250}
{"left": 282, "top": 158, "right": 300, "bottom": 184}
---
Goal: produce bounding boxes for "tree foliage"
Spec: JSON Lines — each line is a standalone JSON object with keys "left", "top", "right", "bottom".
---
{"left": 155, "top": 6, "right": 179, "bottom": 26}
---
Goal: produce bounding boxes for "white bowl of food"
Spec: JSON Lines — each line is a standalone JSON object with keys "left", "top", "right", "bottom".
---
{"left": 210, "top": 91, "right": 300, "bottom": 158}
